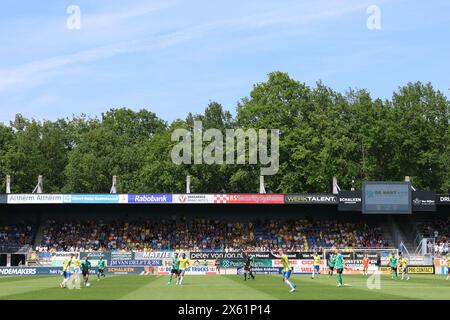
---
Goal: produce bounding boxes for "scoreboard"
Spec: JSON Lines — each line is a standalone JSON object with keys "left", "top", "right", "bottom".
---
{"left": 362, "top": 182, "right": 412, "bottom": 214}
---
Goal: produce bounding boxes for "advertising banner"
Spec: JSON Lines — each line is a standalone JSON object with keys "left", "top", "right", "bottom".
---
{"left": 157, "top": 266, "right": 218, "bottom": 275}
{"left": 190, "top": 251, "right": 313, "bottom": 260}
{"left": 0, "top": 267, "right": 61, "bottom": 276}
{"left": 226, "top": 194, "right": 284, "bottom": 204}
{"left": 434, "top": 258, "right": 449, "bottom": 275}
{"left": 338, "top": 191, "right": 362, "bottom": 211}
{"left": 106, "top": 267, "right": 143, "bottom": 275}
{"left": 49, "top": 252, "right": 78, "bottom": 266}
{"left": 238, "top": 267, "right": 281, "bottom": 275}
{"left": 7, "top": 194, "right": 65, "bottom": 204}
{"left": 437, "top": 195, "right": 450, "bottom": 205}
{"left": 79, "top": 252, "right": 111, "bottom": 262}
{"left": 218, "top": 259, "right": 272, "bottom": 268}
{"left": 128, "top": 194, "right": 172, "bottom": 204}
{"left": 406, "top": 266, "right": 434, "bottom": 274}
{"left": 65, "top": 194, "right": 120, "bottom": 204}
{"left": 134, "top": 251, "right": 179, "bottom": 260}
{"left": 190, "top": 252, "right": 244, "bottom": 260}
{"left": 412, "top": 191, "right": 436, "bottom": 212}
{"left": 111, "top": 252, "right": 133, "bottom": 260}
{"left": 109, "top": 259, "right": 162, "bottom": 267}
{"left": 173, "top": 194, "right": 214, "bottom": 204}
{"left": 270, "top": 258, "right": 330, "bottom": 274}
{"left": 285, "top": 194, "right": 338, "bottom": 204}
{"left": 0, "top": 194, "right": 6, "bottom": 204}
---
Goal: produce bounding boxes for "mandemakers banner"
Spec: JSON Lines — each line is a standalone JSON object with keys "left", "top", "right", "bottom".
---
{"left": 285, "top": 194, "right": 338, "bottom": 204}
{"left": 0, "top": 267, "right": 61, "bottom": 276}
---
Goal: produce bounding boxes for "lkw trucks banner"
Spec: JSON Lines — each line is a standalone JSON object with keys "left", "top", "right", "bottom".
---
{"left": 157, "top": 266, "right": 218, "bottom": 275}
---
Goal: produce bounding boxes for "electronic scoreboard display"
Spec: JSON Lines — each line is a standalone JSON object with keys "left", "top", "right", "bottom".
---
{"left": 362, "top": 181, "right": 412, "bottom": 214}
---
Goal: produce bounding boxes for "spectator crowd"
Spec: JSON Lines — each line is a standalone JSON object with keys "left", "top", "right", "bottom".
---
{"left": 0, "top": 222, "right": 34, "bottom": 247}
{"left": 35, "top": 217, "right": 389, "bottom": 253}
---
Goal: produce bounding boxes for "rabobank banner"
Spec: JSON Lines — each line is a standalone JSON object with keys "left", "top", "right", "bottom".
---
{"left": 128, "top": 194, "right": 172, "bottom": 204}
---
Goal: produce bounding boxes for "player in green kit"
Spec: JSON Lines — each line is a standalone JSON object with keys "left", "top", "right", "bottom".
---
{"left": 244, "top": 252, "right": 255, "bottom": 281}
{"left": 328, "top": 253, "right": 336, "bottom": 278}
{"left": 335, "top": 250, "right": 344, "bottom": 287}
{"left": 81, "top": 256, "right": 92, "bottom": 287}
{"left": 168, "top": 253, "right": 180, "bottom": 285}
{"left": 97, "top": 256, "right": 106, "bottom": 280}
{"left": 389, "top": 252, "right": 398, "bottom": 280}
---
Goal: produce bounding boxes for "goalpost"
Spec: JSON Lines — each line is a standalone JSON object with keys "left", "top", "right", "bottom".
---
{"left": 322, "top": 248, "right": 399, "bottom": 274}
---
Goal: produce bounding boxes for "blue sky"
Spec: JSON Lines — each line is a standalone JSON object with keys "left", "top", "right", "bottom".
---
{"left": 0, "top": 0, "right": 449, "bottom": 124}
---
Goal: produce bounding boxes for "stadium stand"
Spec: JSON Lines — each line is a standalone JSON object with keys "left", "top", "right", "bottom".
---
{"left": 415, "top": 215, "right": 450, "bottom": 255}
{"left": 35, "top": 217, "right": 388, "bottom": 252}
{"left": 0, "top": 222, "right": 34, "bottom": 246}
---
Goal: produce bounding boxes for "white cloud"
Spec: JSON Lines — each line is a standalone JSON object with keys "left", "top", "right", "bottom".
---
{"left": 0, "top": 0, "right": 371, "bottom": 93}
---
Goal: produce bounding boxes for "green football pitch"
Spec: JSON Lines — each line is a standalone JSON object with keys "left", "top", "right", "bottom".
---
{"left": 0, "top": 274, "right": 449, "bottom": 300}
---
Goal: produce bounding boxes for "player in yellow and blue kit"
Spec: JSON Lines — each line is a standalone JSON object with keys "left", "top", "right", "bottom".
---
{"left": 69, "top": 254, "right": 81, "bottom": 289}
{"left": 446, "top": 254, "right": 449, "bottom": 280}
{"left": 312, "top": 253, "right": 321, "bottom": 279}
{"left": 176, "top": 253, "right": 190, "bottom": 285}
{"left": 271, "top": 250, "right": 296, "bottom": 293}
{"left": 399, "top": 255, "right": 409, "bottom": 280}
{"left": 60, "top": 253, "right": 73, "bottom": 288}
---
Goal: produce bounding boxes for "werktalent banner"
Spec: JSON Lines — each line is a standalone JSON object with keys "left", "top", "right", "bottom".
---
{"left": 285, "top": 194, "right": 338, "bottom": 204}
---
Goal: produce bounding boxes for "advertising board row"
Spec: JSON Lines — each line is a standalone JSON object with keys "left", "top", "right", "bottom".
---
{"left": 1, "top": 263, "right": 436, "bottom": 277}
{"left": 3, "top": 192, "right": 449, "bottom": 207}
{"left": 0, "top": 266, "right": 156, "bottom": 276}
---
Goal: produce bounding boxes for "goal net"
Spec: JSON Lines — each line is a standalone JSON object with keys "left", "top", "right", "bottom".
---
{"left": 322, "top": 248, "right": 398, "bottom": 274}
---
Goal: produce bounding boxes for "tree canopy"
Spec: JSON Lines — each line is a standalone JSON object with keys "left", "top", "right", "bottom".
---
{"left": 0, "top": 72, "right": 449, "bottom": 193}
